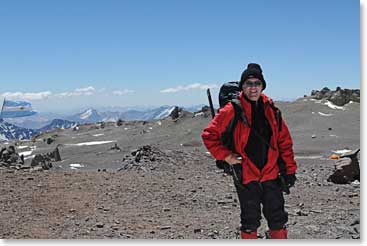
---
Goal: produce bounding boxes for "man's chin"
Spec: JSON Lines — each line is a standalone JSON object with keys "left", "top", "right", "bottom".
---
{"left": 248, "top": 95, "right": 260, "bottom": 101}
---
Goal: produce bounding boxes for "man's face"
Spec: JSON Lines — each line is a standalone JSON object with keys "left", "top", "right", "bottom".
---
{"left": 242, "top": 78, "right": 263, "bottom": 101}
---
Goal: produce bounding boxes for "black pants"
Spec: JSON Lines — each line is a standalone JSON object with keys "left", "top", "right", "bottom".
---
{"left": 235, "top": 179, "right": 288, "bottom": 232}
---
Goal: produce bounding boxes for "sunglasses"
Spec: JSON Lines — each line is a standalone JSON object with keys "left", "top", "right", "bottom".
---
{"left": 243, "top": 81, "right": 262, "bottom": 87}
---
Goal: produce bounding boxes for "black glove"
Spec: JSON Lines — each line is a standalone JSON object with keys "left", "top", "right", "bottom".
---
{"left": 286, "top": 174, "right": 297, "bottom": 188}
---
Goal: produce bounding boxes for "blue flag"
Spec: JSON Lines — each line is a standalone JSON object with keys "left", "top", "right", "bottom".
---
{"left": 0, "top": 100, "right": 37, "bottom": 118}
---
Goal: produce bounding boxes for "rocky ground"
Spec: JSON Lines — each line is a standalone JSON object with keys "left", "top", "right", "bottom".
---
{"left": 0, "top": 97, "right": 360, "bottom": 239}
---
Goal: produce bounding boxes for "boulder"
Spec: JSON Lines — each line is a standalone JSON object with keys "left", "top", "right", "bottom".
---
{"left": 327, "top": 149, "right": 360, "bottom": 184}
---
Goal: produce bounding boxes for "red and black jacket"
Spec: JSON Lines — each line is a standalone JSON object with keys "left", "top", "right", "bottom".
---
{"left": 202, "top": 92, "right": 297, "bottom": 184}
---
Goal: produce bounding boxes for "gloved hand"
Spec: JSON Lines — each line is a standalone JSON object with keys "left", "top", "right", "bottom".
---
{"left": 286, "top": 174, "right": 297, "bottom": 188}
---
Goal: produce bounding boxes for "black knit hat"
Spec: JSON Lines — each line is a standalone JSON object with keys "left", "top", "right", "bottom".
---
{"left": 239, "top": 63, "right": 266, "bottom": 90}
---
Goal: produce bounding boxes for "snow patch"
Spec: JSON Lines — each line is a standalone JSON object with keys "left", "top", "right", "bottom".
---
{"left": 154, "top": 107, "right": 175, "bottom": 119}
{"left": 71, "top": 140, "right": 115, "bottom": 146}
{"left": 93, "top": 134, "right": 104, "bottom": 137}
{"left": 80, "top": 109, "right": 93, "bottom": 119}
{"left": 318, "top": 112, "right": 333, "bottom": 117}
{"left": 24, "top": 154, "right": 35, "bottom": 160}
{"left": 17, "top": 145, "right": 29, "bottom": 149}
{"left": 324, "top": 101, "right": 345, "bottom": 110}
{"left": 332, "top": 149, "right": 352, "bottom": 155}
{"left": 19, "top": 150, "right": 33, "bottom": 156}
{"left": 70, "top": 163, "right": 84, "bottom": 168}
{"left": 157, "top": 121, "right": 162, "bottom": 126}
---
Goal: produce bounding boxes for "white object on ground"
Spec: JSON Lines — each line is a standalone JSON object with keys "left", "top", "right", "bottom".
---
{"left": 332, "top": 149, "right": 352, "bottom": 155}
{"left": 24, "top": 154, "right": 35, "bottom": 160}
{"left": 194, "top": 112, "right": 204, "bottom": 117}
{"left": 318, "top": 112, "right": 333, "bottom": 117}
{"left": 18, "top": 150, "right": 33, "bottom": 156}
{"left": 66, "top": 140, "right": 115, "bottom": 146}
{"left": 70, "top": 163, "right": 84, "bottom": 168}
{"left": 17, "top": 145, "right": 29, "bottom": 149}
{"left": 93, "top": 134, "right": 104, "bottom": 137}
{"left": 324, "top": 101, "right": 345, "bottom": 110}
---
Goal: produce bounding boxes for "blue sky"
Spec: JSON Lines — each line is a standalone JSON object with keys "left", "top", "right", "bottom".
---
{"left": 0, "top": 0, "right": 360, "bottom": 113}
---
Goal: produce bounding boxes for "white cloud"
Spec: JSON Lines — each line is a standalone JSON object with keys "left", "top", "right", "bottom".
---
{"left": 55, "top": 86, "right": 96, "bottom": 98}
{"left": 160, "top": 83, "right": 219, "bottom": 93}
{"left": 112, "top": 89, "right": 135, "bottom": 96}
{"left": 1, "top": 91, "right": 52, "bottom": 100}
{"left": 75, "top": 86, "right": 96, "bottom": 93}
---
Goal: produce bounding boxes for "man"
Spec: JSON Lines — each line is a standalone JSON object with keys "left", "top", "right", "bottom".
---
{"left": 202, "top": 63, "right": 297, "bottom": 239}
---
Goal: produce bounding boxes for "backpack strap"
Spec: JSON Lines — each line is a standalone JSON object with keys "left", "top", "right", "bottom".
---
{"left": 268, "top": 101, "right": 283, "bottom": 132}
{"left": 230, "top": 99, "right": 250, "bottom": 128}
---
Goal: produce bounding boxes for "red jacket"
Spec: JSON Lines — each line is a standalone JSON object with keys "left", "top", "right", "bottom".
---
{"left": 202, "top": 92, "right": 297, "bottom": 184}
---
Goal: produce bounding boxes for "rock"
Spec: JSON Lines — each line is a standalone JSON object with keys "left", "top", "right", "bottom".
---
{"left": 194, "top": 228, "right": 202, "bottom": 233}
{"left": 96, "top": 223, "right": 105, "bottom": 228}
{"left": 170, "top": 106, "right": 180, "bottom": 120}
{"left": 351, "top": 180, "right": 360, "bottom": 187}
{"left": 327, "top": 153, "right": 360, "bottom": 184}
{"left": 52, "top": 147, "right": 62, "bottom": 161}
{"left": 159, "top": 226, "right": 171, "bottom": 230}
{"left": 116, "top": 119, "right": 123, "bottom": 126}
{"left": 30, "top": 154, "right": 53, "bottom": 170}
{"left": 350, "top": 218, "right": 360, "bottom": 226}
{"left": 110, "top": 143, "right": 121, "bottom": 151}
{"left": 310, "top": 87, "right": 360, "bottom": 106}
{"left": 296, "top": 210, "right": 308, "bottom": 216}
{"left": 45, "top": 137, "right": 54, "bottom": 145}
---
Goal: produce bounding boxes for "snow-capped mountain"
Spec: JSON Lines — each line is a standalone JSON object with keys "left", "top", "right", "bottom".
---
{"left": 3, "top": 112, "right": 66, "bottom": 129}
{"left": 98, "top": 106, "right": 176, "bottom": 121}
{"left": 38, "top": 119, "right": 77, "bottom": 133}
{"left": 141, "top": 106, "right": 176, "bottom": 120}
{"left": 0, "top": 105, "right": 203, "bottom": 140}
{"left": 0, "top": 119, "right": 39, "bottom": 141}
{"left": 67, "top": 108, "right": 103, "bottom": 124}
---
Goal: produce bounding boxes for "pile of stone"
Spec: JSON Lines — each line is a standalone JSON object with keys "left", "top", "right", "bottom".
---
{"left": 118, "top": 145, "right": 165, "bottom": 171}
{"left": 170, "top": 106, "right": 183, "bottom": 121}
{"left": 193, "top": 106, "right": 211, "bottom": 118}
{"left": 0, "top": 145, "right": 62, "bottom": 171}
{"left": 0, "top": 146, "right": 24, "bottom": 167}
{"left": 310, "top": 87, "right": 360, "bottom": 106}
{"left": 30, "top": 147, "right": 62, "bottom": 171}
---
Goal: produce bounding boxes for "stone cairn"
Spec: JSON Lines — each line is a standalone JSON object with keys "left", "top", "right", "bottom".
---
{"left": 310, "top": 87, "right": 360, "bottom": 106}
